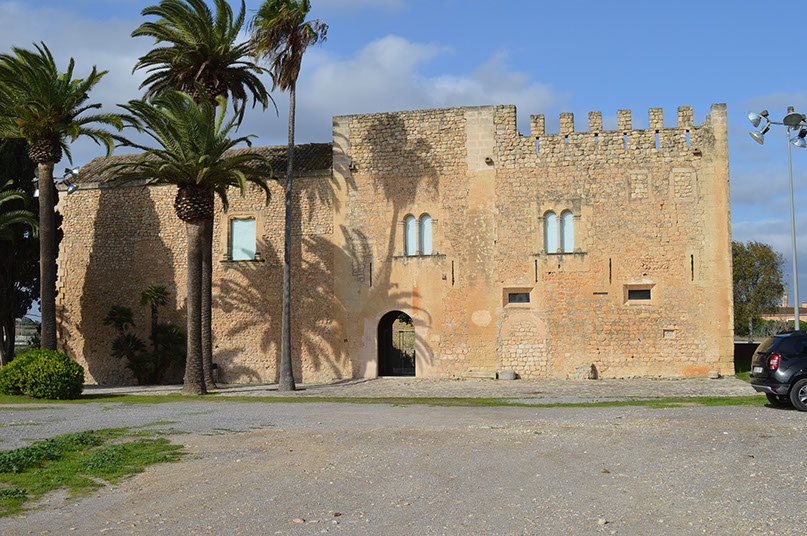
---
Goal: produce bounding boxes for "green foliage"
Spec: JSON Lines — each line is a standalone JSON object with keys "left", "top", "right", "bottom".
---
{"left": 0, "top": 352, "right": 39, "bottom": 395}
{"left": 103, "top": 305, "right": 135, "bottom": 334}
{"left": 0, "top": 429, "right": 183, "bottom": 517}
{"left": 0, "top": 431, "right": 101, "bottom": 473}
{"left": 0, "top": 139, "right": 40, "bottom": 365}
{"left": 0, "top": 349, "right": 84, "bottom": 399}
{"left": 109, "top": 87, "right": 271, "bottom": 211}
{"left": 132, "top": 0, "right": 271, "bottom": 119}
{"left": 106, "top": 294, "right": 186, "bottom": 385}
{"left": 0, "top": 179, "right": 37, "bottom": 240}
{"left": 0, "top": 42, "right": 121, "bottom": 163}
{"left": 733, "top": 240, "right": 785, "bottom": 335}
{"left": 141, "top": 285, "right": 169, "bottom": 308}
{"left": 249, "top": 0, "right": 328, "bottom": 92}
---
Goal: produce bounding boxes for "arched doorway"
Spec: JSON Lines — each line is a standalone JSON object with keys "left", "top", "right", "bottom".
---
{"left": 378, "top": 311, "right": 415, "bottom": 376}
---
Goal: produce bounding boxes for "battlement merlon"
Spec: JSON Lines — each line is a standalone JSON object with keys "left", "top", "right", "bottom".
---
{"left": 526, "top": 104, "right": 724, "bottom": 137}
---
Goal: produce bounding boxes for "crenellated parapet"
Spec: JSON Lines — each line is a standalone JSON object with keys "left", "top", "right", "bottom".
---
{"left": 516, "top": 105, "right": 718, "bottom": 166}
{"left": 530, "top": 106, "right": 699, "bottom": 138}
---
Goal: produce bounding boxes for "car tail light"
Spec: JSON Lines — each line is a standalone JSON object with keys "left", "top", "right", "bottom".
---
{"left": 769, "top": 354, "right": 781, "bottom": 371}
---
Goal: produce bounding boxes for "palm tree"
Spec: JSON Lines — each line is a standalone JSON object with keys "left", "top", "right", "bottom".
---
{"left": 132, "top": 0, "right": 272, "bottom": 123}
{"left": 0, "top": 180, "right": 38, "bottom": 240}
{"left": 0, "top": 43, "right": 121, "bottom": 351}
{"left": 108, "top": 88, "right": 271, "bottom": 395}
{"left": 249, "top": 0, "right": 327, "bottom": 391}
{"left": 0, "top": 179, "right": 38, "bottom": 368}
{"left": 133, "top": 0, "right": 273, "bottom": 389}
{"left": 141, "top": 284, "right": 169, "bottom": 356}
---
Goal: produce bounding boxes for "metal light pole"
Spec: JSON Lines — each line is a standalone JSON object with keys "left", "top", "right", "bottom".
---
{"left": 750, "top": 107, "right": 807, "bottom": 330}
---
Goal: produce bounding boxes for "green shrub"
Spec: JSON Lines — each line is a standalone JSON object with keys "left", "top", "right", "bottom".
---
{"left": 0, "top": 350, "right": 84, "bottom": 400}
{"left": 0, "top": 352, "right": 39, "bottom": 395}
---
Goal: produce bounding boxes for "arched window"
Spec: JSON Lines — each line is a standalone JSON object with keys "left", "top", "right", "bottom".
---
{"left": 404, "top": 215, "right": 417, "bottom": 256}
{"left": 419, "top": 214, "right": 432, "bottom": 255}
{"left": 561, "top": 210, "right": 574, "bottom": 253}
{"left": 544, "top": 211, "right": 558, "bottom": 253}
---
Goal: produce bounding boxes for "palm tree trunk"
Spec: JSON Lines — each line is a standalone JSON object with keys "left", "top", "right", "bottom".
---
{"left": 201, "top": 215, "right": 216, "bottom": 389}
{"left": 278, "top": 83, "right": 297, "bottom": 391}
{"left": 0, "top": 313, "right": 13, "bottom": 367}
{"left": 151, "top": 304, "right": 158, "bottom": 354}
{"left": 38, "top": 163, "right": 57, "bottom": 350}
{"left": 182, "top": 218, "right": 207, "bottom": 395}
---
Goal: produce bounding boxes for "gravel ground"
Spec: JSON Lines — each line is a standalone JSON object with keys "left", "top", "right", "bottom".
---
{"left": 1, "top": 397, "right": 806, "bottom": 536}
{"left": 82, "top": 376, "right": 757, "bottom": 400}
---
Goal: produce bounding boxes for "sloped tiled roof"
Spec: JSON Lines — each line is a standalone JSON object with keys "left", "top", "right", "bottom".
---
{"left": 75, "top": 142, "right": 332, "bottom": 185}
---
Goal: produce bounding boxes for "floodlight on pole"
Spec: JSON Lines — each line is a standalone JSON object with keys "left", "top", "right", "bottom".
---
{"left": 792, "top": 128, "right": 807, "bottom": 148}
{"left": 750, "top": 124, "right": 770, "bottom": 144}
{"left": 749, "top": 109, "right": 769, "bottom": 128}
{"left": 749, "top": 107, "right": 807, "bottom": 331}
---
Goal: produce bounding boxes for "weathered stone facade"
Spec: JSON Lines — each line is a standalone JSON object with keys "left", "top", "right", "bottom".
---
{"left": 57, "top": 103, "right": 733, "bottom": 384}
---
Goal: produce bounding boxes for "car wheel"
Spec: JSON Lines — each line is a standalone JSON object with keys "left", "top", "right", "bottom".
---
{"left": 789, "top": 379, "right": 807, "bottom": 412}
{"left": 766, "top": 393, "right": 793, "bottom": 408}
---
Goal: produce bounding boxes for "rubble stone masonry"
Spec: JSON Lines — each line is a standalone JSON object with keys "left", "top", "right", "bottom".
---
{"left": 57, "top": 103, "right": 733, "bottom": 384}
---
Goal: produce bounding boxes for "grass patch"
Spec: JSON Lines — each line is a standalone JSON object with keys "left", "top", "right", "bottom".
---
{"left": 0, "top": 429, "right": 183, "bottom": 517}
{"left": 0, "top": 392, "right": 770, "bottom": 409}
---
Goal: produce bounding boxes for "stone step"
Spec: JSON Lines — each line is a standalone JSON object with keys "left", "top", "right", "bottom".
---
{"left": 460, "top": 371, "right": 497, "bottom": 380}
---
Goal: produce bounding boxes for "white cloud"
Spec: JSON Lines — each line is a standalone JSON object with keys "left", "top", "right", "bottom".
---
{"left": 0, "top": 2, "right": 566, "bottom": 166}
{"left": 241, "top": 36, "right": 566, "bottom": 145}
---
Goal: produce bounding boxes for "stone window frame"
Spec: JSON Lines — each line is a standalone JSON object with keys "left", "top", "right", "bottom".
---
{"left": 400, "top": 210, "right": 439, "bottom": 257}
{"left": 540, "top": 207, "right": 581, "bottom": 255}
{"left": 623, "top": 282, "right": 657, "bottom": 306}
{"left": 220, "top": 211, "right": 265, "bottom": 263}
{"left": 503, "top": 286, "right": 535, "bottom": 309}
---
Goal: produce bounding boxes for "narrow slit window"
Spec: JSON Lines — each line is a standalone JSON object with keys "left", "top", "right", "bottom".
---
{"left": 544, "top": 211, "right": 558, "bottom": 253}
{"left": 564, "top": 135, "right": 569, "bottom": 144}
{"left": 404, "top": 215, "right": 417, "bottom": 256}
{"left": 594, "top": 133, "right": 599, "bottom": 143}
{"left": 561, "top": 210, "right": 574, "bottom": 253}
{"left": 685, "top": 130, "right": 690, "bottom": 147}
{"left": 623, "top": 133, "right": 628, "bottom": 150}
{"left": 419, "top": 214, "right": 432, "bottom": 255}
{"left": 230, "top": 217, "right": 256, "bottom": 260}
{"left": 535, "top": 138, "right": 540, "bottom": 154}
{"left": 655, "top": 131, "right": 660, "bottom": 148}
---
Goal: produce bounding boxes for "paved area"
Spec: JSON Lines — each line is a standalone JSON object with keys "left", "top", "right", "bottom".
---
{"left": 83, "top": 376, "right": 757, "bottom": 403}
{"left": 0, "top": 399, "right": 805, "bottom": 536}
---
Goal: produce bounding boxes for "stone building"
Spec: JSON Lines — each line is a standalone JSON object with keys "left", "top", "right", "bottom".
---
{"left": 57, "top": 103, "right": 733, "bottom": 384}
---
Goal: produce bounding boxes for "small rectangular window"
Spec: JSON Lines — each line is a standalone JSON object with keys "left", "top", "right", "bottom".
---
{"left": 230, "top": 217, "right": 256, "bottom": 260}
{"left": 628, "top": 289, "right": 651, "bottom": 300}
{"left": 508, "top": 292, "right": 530, "bottom": 304}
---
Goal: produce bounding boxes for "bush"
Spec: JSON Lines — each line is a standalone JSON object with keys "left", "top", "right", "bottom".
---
{"left": 0, "top": 351, "right": 39, "bottom": 395}
{"left": 0, "top": 349, "right": 84, "bottom": 399}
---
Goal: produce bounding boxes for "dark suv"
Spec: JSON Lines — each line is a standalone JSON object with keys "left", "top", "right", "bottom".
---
{"left": 750, "top": 331, "right": 807, "bottom": 411}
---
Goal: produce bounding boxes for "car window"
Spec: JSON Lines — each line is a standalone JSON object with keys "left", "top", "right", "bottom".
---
{"left": 772, "top": 336, "right": 807, "bottom": 355}
{"left": 756, "top": 337, "right": 776, "bottom": 354}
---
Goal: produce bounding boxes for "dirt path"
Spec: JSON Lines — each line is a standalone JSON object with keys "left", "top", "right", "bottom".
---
{"left": 1, "top": 401, "right": 805, "bottom": 535}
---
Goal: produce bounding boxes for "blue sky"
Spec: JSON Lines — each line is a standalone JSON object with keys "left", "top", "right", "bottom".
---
{"left": 4, "top": 0, "right": 807, "bottom": 305}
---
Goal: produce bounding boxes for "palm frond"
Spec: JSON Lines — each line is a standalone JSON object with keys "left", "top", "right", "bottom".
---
{"left": 133, "top": 0, "right": 273, "bottom": 116}
{"left": 0, "top": 42, "right": 122, "bottom": 163}
{"left": 107, "top": 86, "right": 272, "bottom": 212}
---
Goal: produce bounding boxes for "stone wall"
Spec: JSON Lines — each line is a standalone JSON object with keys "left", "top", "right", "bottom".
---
{"left": 58, "top": 102, "right": 733, "bottom": 384}
{"left": 57, "top": 170, "right": 346, "bottom": 384}
{"left": 333, "top": 103, "right": 733, "bottom": 379}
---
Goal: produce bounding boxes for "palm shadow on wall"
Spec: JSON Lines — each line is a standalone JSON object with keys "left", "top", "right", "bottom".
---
{"left": 215, "top": 113, "right": 444, "bottom": 381}
{"left": 72, "top": 185, "right": 181, "bottom": 384}
{"left": 339, "top": 112, "right": 442, "bottom": 374}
